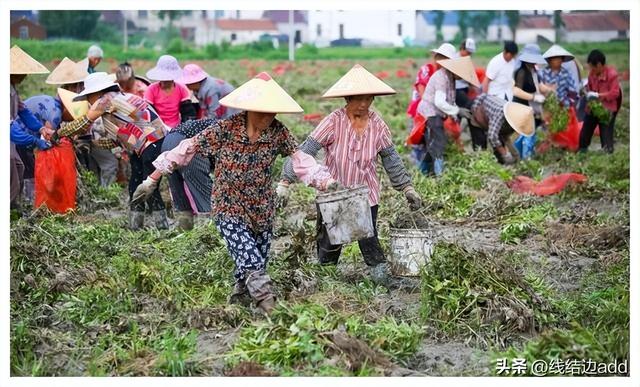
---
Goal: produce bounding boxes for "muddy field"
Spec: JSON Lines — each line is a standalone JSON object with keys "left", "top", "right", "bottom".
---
{"left": 10, "top": 49, "right": 630, "bottom": 376}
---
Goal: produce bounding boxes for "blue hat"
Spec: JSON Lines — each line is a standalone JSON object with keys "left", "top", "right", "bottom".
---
{"left": 518, "top": 43, "right": 546, "bottom": 65}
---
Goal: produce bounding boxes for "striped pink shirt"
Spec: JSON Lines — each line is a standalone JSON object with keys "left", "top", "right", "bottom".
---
{"left": 309, "top": 108, "right": 393, "bottom": 206}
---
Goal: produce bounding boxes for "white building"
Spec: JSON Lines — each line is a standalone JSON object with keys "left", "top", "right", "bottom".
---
{"left": 515, "top": 15, "right": 555, "bottom": 44}
{"left": 263, "top": 10, "right": 308, "bottom": 44}
{"left": 560, "top": 11, "right": 629, "bottom": 43}
{"left": 415, "top": 11, "right": 461, "bottom": 44}
{"left": 212, "top": 19, "right": 279, "bottom": 45}
{"left": 308, "top": 10, "right": 415, "bottom": 47}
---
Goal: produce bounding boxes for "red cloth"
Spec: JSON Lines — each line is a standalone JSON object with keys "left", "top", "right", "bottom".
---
{"left": 406, "top": 63, "right": 436, "bottom": 117}
{"left": 507, "top": 173, "right": 587, "bottom": 196}
{"left": 444, "top": 117, "right": 463, "bottom": 150}
{"left": 550, "top": 106, "right": 580, "bottom": 152}
{"left": 587, "top": 65, "right": 621, "bottom": 113}
{"left": 406, "top": 114, "right": 426, "bottom": 145}
{"left": 34, "top": 138, "right": 77, "bottom": 213}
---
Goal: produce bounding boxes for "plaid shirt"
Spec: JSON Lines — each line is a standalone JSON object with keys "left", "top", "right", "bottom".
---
{"left": 471, "top": 93, "right": 508, "bottom": 148}
{"left": 538, "top": 67, "right": 577, "bottom": 108}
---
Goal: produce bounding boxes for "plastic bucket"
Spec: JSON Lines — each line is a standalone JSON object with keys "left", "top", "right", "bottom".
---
{"left": 316, "top": 185, "right": 374, "bottom": 245}
{"left": 389, "top": 228, "right": 433, "bottom": 276}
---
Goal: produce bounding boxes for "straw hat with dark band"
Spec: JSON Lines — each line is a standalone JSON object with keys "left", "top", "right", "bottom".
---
{"left": 57, "top": 88, "right": 89, "bottom": 119}
{"left": 504, "top": 102, "right": 535, "bottom": 137}
{"left": 436, "top": 56, "right": 481, "bottom": 88}
{"left": 10, "top": 45, "right": 49, "bottom": 75}
{"left": 219, "top": 72, "right": 303, "bottom": 113}
{"left": 46, "top": 57, "right": 89, "bottom": 85}
{"left": 322, "top": 64, "right": 396, "bottom": 98}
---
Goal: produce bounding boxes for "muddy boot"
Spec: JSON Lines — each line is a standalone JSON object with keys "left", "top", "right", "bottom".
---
{"left": 245, "top": 270, "right": 277, "bottom": 315}
{"left": 176, "top": 211, "right": 194, "bottom": 231}
{"left": 22, "top": 178, "right": 35, "bottom": 205}
{"left": 152, "top": 210, "right": 169, "bottom": 230}
{"left": 369, "top": 262, "right": 392, "bottom": 288}
{"left": 433, "top": 158, "right": 444, "bottom": 177}
{"left": 129, "top": 211, "right": 145, "bottom": 230}
{"left": 229, "top": 279, "right": 252, "bottom": 307}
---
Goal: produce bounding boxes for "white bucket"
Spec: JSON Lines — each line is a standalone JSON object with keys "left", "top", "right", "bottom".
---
{"left": 316, "top": 185, "right": 374, "bottom": 245}
{"left": 389, "top": 228, "right": 434, "bottom": 276}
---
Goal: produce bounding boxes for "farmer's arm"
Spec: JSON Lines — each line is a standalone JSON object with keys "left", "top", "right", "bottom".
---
{"left": 376, "top": 117, "right": 411, "bottom": 191}
{"left": 281, "top": 113, "right": 335, "bottom": 184}
{"left": 56, "top": 96, "right": 108, "bottom": 138}
{"left": 152, "top": 122, "right": 221, "bottom": 175}
{"left": 10, "top": 119, "right": 39, "bottom": 147}
{"left": 597, "top": 68, "right": 621, "bottom": 104}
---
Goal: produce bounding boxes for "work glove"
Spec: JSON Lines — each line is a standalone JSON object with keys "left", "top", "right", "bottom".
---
{"left": 131, "top": 176, "right": 159, "bottom": 206}
{"left": 275, "top": 181, "right": 290, "bottom": 209}
{"left": 325, "top": 179, "right": 345, "bottom": 192}
{"left": 403, "top": 186, "right": 422, "bottom": 211}
{"left": 34, "top": 138, "right": 52, "bottom": 151}
{"left": 502, "top": 150, "right": 516, "bottom": 165}
{"left": 586, "top": 91, "right": 599, "bottom": 100}
{"left": 457, "top": 107, "right": 473, "bottom": 120}
{"left": 533, "top": 93, "right": 546, "bottom": 103}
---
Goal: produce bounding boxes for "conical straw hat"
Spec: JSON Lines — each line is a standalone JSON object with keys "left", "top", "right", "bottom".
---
{"left": 219, "top": 72, "right": 303, "bottom": 113}
{"left": 10, "top": 45, "right": 49, "bottom": 74}
{"left": 57, "top": 88, "right": 89, "bottom": 120}
{"left": 436, "top": 56, "right": 480, "bottom": 88}
{"left": 543, "top": 44, "right": 574, "bottom": 62}
{"left": 503, "top": 102, "right": 535, "bottom": 137}
{"left": 322, "top": 64, "right": 396, "bottom": 98}
{"left": 46, "top": 57, "right": 89, "bottom": 85}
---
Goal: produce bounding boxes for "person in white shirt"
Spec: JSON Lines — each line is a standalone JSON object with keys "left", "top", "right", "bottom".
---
{"left": 483, "top": 41, "right": 519, "bottom": 101}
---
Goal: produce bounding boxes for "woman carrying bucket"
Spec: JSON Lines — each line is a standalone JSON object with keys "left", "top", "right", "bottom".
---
{"left": 278, "top": 64, "right": 423, "bottom": 287}
{"left": 131, "top": 72, "right": 339, "bottom": 314}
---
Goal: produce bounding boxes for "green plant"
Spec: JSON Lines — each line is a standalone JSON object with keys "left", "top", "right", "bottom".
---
{"left": 543, "top": 93, "right": 569, "bottom": 134}
{"left": 587, "top": 99, "right": 611, "bottom": 124}
{"left": 500, "top": 203, "right": 557, "bottom": 244}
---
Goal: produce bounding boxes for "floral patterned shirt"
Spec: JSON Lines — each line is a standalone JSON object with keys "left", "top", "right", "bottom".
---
{"left": 193, "top": 112, "right": 298, "bottom": 232}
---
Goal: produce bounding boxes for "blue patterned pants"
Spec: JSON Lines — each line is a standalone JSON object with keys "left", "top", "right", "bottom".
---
{"left": 215, "top": 219, "right": 272, "bottom": 281}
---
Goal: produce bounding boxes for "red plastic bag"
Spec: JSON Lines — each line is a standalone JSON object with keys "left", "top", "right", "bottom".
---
{"left": 406, "top": 114, "right": 426, "bottom": 145}
{"left": 507, "top": 173, "right": 587, "bottom": 196}
{"left": 550, "top": 106, "right": 580, "bottom": 152}
{"left": 34, "top": 138, "right": 77, "bottom": 213}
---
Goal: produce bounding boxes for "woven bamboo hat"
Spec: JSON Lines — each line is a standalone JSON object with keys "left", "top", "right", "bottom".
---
{"left": 503, "top": 102, "right": 535, "bottom": 137}
{"left": 57, "top": 88, "right": 89, "bottom": 119}
{"left": 436, "top": 56, "right": 480, "bottom": 88}
{"left": 219, "top": 72, "right": 303, "bottom": 113}
{"left": 322, "top": 64, "right": 396, "bottom": 98}
{"left": 46, "top": 57, "right": 89, "bottom": 85}
{"left": 10, "top": 45, "right": 49, "bottom": 75}
{"left": 543, "top": 44, "right": 574, "bottom": 62}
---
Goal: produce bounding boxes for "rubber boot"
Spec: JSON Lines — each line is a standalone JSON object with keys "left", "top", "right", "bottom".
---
{"left": 228, "top": 279, "right": 252, "bottom": 307}
{"left": 245, "top": 270, "right": 277, "bottom": 315}
{"left": 433, "top": 158, "right": 444, "bottom": 177}
{"left": 22, "top": 178, "right": 35, "bottom": 205}
{"left": 129, "top": 211, "right": 145, "bottom": 231}
{"left": 152, "top": 209, "right": 169, "bottom": 230}
{"left": 176, "top": 211, "right": 194, "bottom": 231}
{"left": 369, "top": 262, "right": 392, "bottom": 288}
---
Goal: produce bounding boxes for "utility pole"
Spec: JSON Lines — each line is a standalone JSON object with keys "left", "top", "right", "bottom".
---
{"left": 123, "top": 11, "right": 128, "bottom": 52}
{"left": 288, "top": 10, "right": 295, "bottom": 61}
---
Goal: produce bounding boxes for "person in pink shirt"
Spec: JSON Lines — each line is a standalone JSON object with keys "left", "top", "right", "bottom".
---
{"left": 278, "top": 64, "right": 422, "bottom": 287}
{"left": 144, "top": 55, "right": 196, "bottom": 128}
{"left": 579, "top": 49, "right": 622, "bottom": 154}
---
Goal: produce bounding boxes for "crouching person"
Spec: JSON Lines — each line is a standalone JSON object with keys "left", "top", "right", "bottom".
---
{"left": 467, "top": 92, "right": 535, "bottom": 164}
{"left": 132, "top": 73, "right": 338, "bottom": 314}
{"left": 278, "top": 64, "right": 423, "bottom": 287}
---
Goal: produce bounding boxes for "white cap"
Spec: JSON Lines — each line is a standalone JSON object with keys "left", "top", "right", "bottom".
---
{"left": 431, "top": 43, "right": 456, "bottom": 59}
{"left": 463, "top": 38, "right": 476, "bottom": 54}
{"left": 87, "top": 45, "right": 103, "bottom": 58}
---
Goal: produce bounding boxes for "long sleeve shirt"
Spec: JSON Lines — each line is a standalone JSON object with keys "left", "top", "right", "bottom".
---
{"left": 281, "top": 108, "right": 412, "bottom": 206}
{"left": 587, "top": 65, "right": 621, "bottom": 113}
{"left": 538, "top": 67, "right": 577, "bottom": 108}
{"left": 471, "top": 93, "right": 509, "bottom": 149}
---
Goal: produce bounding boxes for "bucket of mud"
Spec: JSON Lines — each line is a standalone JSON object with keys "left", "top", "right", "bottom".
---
{"left": 389, "top": 228, "right": 434, "bottom": 276}
{"left": 316, "top": 185, "right": 374, "bottom": 245}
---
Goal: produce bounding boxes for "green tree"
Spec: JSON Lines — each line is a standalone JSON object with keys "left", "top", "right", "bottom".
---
{"left": 505, "top": 11, "right": 520, "bottom": 42}
{"left": 553, "top": 10, "right": 564, "bottom": 43}
{"left": 457, "top": 11, "right": 469, "bottom": 40}
{"left": 470, "top": 11, "right": 496, "bottom": 40}
{"left": 433, "top": 11, "right": 445, "bottom": 43}
{"left": 157, "top": 10, "right": 184, "bottom": 44}
{"left": 39, "top": 11, "right": 101, "bottom": 40}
